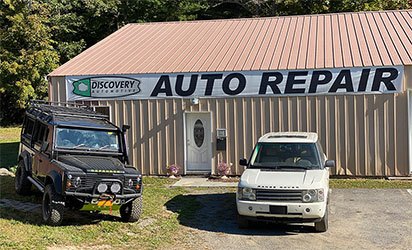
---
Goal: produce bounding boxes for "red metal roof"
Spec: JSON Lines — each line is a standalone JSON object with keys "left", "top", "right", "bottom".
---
{"left": 49, "top": 10, "right": 412, "bottom": 76}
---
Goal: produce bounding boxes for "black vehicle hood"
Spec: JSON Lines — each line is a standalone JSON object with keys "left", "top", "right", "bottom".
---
{"left": 57, "top": 155, "right": 126, "bottom": 173}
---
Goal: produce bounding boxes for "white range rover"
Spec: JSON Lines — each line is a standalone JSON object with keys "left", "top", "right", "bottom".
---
{"left": 236, "top": 132, "right": 335, "bottom": 232}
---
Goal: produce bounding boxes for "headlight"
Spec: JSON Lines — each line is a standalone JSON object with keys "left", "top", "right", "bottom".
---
{"left": 74, "top": 177, "right": 82, "bottom": 188}
{"left": 128, "top": 179, "right": 134, "bottom": 188}
{"left": 302, "top": 189, "right": 324, "bottom": 203}
{"left": 66, "top": 175, "right": 82, "bottom": 189}
{"left": 238, "top": 187, "right": 256, "bottom": 201}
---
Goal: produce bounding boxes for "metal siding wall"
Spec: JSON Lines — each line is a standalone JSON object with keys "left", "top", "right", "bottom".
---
{"left": 49, "top": 74, "right": 410, "bottom": 176}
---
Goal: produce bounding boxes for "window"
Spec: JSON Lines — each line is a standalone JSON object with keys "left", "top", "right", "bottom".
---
{"left": 93, "top": 106, "right": 111, "bottom": 120}
{"left": 22, "top": 117, "right": 35, "bottom": 137}
{"left": 249, "top": 142, "right": 321, "bottom": 169}
{"left": 55, "top": 128, "right": 119, "bottom": 151}
{"left": 34, "top": 123, "right": 48, "bottom": 145}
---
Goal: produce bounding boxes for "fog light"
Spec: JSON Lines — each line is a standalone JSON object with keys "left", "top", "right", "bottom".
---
{"left": 110, "top": 183, "right": 121, "bottom": 193}
{"left": 305, "top": 208, "right": 311, "bottom": 213}
{"left": 248, "top": 206, "right": 253, "bottom": 211}
{"left": 97, "top": 183, "right": 108, "bottom": 193}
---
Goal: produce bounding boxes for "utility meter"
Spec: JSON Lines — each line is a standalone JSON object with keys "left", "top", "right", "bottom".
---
{"left": 216, "top": 128, "right": 227, "bottom": 151}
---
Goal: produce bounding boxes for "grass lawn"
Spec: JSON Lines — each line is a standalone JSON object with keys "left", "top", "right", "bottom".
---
{"left": 0, "top": 176, "right": 197, "bottom": 249}
{"left": 0, "top": 127, "right": 20, "bottom": 168}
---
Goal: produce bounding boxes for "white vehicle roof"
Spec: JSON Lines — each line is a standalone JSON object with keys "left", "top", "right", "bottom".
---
{"left": 258, "top": 132, "right": 318, "bottom": 143}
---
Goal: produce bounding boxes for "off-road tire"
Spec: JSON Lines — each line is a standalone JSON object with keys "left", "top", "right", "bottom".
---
{"left": 42, "top": 184, "right": 64, "bottom": 226}
{"left": 15, "top": 160, "right": 32, "bottom": 195}
{"left": 237, "top": 214, "right": 250, "bottom": 229}
{"left": 315, "top": 206, "right": 329, "bottom": 232}
{"left": 120, "top": 196, "right": 142, "bottom": 222}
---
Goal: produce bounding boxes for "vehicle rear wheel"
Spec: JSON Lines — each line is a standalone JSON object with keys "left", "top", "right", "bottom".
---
{"left": 120, "top": 196, "right": 142, "bottom": 222}
{"left": 15, "top": 160, "right": 32, "bottom": 195}
{"left": 315, "top": 206, "right": 328, "bottom": 232}
{"left": 42, "top": 184, "right": 64, "bottom": 226}
{"left": 237, "top": 214, "right": 250, "bottom": 229}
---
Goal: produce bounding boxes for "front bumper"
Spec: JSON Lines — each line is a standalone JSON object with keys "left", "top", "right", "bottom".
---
{"left": 65, "top": 191, "right": 141, "bottom": 199}
{"left": 237, "top": 200, "right": 326, "bottom": 222}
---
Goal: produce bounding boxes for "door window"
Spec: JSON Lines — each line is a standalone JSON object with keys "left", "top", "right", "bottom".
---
{"left": 193, "top": 119, "right": 204, "bottom": 148}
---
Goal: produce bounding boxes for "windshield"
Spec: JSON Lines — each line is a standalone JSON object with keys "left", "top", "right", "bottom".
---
{"left": 55, "top": 128, "right": 120, "bottom": 151}
{"left": 249, "top": 142, "right": 321, "bottom": 169}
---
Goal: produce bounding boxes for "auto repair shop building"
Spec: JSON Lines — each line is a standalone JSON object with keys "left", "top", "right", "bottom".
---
{"left": 48, "top": 10, "right": 412, "bottom": 177}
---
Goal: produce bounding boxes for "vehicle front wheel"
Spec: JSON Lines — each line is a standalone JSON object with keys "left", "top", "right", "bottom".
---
{"left": 15, "top": 160, "right": 32, "bottom": 195}
{"left": 315, "top": 206, "right": 329, "bottom": 232}
{"left": 237, "top": 214, "right": 250, "bottom": 229}
{"left": 120, "top": 196, "right": 142, "bottom": 222}
{"left": 42, "top": 184, "right": 64, "bottom": 226}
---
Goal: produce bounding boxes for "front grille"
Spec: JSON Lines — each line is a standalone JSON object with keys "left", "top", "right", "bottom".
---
{"left": 67, "top": 174, "right": 141, "bottom": 195}
{"left": 256, "top": 189, "right": 303, "bottom": 202}
{"left": 84, "top": 174, "right": 124, "bottom": 187}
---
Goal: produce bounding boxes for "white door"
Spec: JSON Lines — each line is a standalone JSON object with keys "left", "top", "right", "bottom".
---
{"left": 185, "top": 113, "right": 212, "bottom": 172}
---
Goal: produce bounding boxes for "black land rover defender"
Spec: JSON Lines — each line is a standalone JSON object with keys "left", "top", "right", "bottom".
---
{"left": 15, "top": 101, "right": 143, "bottom": 226}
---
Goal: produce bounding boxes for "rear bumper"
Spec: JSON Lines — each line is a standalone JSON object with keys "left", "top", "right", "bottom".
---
{"left": 237, "top": 200, "right": 326, "bottom": 222}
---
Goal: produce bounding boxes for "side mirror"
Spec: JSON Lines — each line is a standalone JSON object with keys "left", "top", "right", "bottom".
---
{"left": 41, "top": 141, "right": 49, "bottom": 152}
{"left": 239, "top": 158, "right": 248, "bottom": 166}
{"left": 325, "top": 160, "right": 335, "bottom": 168}
{"left": 122, "top": 124, "right": 131, "bottom": 132}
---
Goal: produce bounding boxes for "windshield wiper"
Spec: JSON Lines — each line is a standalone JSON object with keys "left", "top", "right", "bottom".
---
{"left": 72, "top": 143, "right": 86, "bottom": 149}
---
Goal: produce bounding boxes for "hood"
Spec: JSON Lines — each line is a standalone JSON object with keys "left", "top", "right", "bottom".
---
{"left": 240, "top": 169, "right": 327, "bottom": 189}
{"left": 57, "top": 155, "right": 125, "bottom": 173}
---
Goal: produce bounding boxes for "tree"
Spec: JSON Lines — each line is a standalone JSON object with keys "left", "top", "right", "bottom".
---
{"left": 0, "top": 0, "right": 59, "bottom": 125}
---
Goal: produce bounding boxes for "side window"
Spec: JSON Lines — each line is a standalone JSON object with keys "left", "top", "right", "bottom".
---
{"left": 22, "top": 117, "right": 35, "bottom": 137}
{"left": 21, "top": 117, "right": 35, "bottom": 145}
{"left": 317, "top": 141, "right": 326, "bottom": 162}
{"left": 33, "top": 123, "right": 49, "bottom": 150}
{"left": 93, "top": 106, "right": 111, "bottom": 120}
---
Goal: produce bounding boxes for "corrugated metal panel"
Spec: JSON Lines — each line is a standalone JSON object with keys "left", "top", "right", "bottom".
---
{"left": 50, "top": 73, "right": 410, "bottom": 176}
{"left": 49, "top": 10, "right": 412, "bottom": 76}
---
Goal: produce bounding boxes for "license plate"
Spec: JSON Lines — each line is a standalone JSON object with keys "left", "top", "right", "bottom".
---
{"left": 97, "top": 200, "right": 113, "bottom": 207}
{"left": 269, "top": 205, "right": 287, "bottom": 214}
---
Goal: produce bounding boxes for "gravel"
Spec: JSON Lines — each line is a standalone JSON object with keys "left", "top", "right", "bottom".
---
{"left": 169, "top": 189, "right": 412, "bottom": 250}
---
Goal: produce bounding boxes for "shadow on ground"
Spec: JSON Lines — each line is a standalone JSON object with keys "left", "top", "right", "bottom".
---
{"left": 165, "top": 192, "right": 315, "bottom": 236}
{"left": 0, "top": 142, "right": 19, "bottom": 168}
{"left": 0, "top": 175, "right": 122, "bottom": 226}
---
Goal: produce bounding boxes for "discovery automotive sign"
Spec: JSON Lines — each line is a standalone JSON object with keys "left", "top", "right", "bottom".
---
{"left": 71, "top": 76, "right": 141, "bottom": 98}
{"left": 66, "top": 66, "right": 403, "bottom": 100}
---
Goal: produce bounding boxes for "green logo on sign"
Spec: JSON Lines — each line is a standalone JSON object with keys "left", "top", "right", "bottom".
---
{"left": 73, "top": 78, "right": 91, "bottom": 97}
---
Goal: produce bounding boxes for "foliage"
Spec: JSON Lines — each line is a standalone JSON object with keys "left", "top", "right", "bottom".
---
{"left": 330, "top": 178, "right": 412, "bottom": 189}
{"left": 166, "top": 163, "right": 181, "bottom": 176}
{"left": 217, "top": 161, "right": 230, "bottom": 176}
{"left": 0, "top": 0, "right": 59, "bottom": 125}
{"left": 1, "top": 0, "right": 411, "bottom": 125}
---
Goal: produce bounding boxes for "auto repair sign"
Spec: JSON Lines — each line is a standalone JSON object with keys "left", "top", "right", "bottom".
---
{"left": 66, "top": 66, "right": 403, "bottom": 100}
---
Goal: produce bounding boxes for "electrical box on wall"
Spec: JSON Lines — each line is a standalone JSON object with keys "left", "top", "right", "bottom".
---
{"left": 216, "top": 128, "right": 227, "bottom": 151}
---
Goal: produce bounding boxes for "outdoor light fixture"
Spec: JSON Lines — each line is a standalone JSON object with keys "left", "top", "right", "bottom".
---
{"left": 191, "top": 97, "right": 199, "bottom": 105}
{"left": 110, "top": 183, "right": 121, "bottom": 193}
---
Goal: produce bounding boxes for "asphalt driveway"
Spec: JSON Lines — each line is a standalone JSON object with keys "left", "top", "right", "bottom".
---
{"left": 166, "top": 189, "right": 412, "bottom": 250}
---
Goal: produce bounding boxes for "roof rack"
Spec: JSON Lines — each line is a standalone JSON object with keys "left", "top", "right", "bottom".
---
{"left": 28, "top": 100, "right": 109, "bottom": 122}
